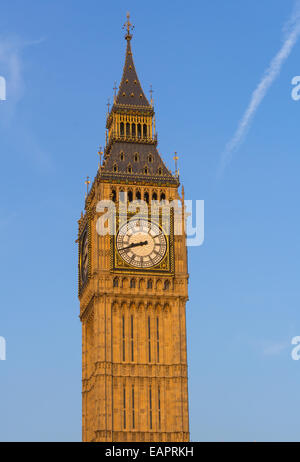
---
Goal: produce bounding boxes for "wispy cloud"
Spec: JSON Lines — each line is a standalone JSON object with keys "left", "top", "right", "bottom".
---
{"left": 0, "top": 36, "right": 44, "bottom": 123}
{"left": 0, "top": 36, "right": 52, "bottom": 171}
{"left": 218, "top": 1, "right": 300, "bottom": 177}
{"left": 262, "top": 341, "right": 288, "bottom": 357}
{"left": 0, "top": 37, "right": 23, "bottom": 121}
{"left": 243, "top": 335, "right": 290, "bottom": 357}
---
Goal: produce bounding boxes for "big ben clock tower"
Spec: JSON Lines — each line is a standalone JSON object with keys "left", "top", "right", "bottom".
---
{"left": 78, "top": 14, "right": 189, "bottom": 442}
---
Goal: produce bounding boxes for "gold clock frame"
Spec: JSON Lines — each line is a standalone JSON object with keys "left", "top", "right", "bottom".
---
{"left": 110, "top": 211, "right": 174, "bottom": 275}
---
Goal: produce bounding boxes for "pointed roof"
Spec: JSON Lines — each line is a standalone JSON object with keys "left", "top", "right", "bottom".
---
{"left": 100, "top": 141, "right": 178, "bottom": 185}
{"left": 114, "top": 27, "right": 150, "bottom": 108}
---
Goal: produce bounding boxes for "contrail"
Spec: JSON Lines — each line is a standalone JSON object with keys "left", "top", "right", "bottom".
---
{"left": 218, "top": 1, "right": 300, "bottom": 177}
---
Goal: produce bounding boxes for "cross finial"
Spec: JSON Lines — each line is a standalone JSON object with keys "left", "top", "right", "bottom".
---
{"left": 149, "top": 84, "right": 154, "bottom": 106}
{"left": 98, "top": 146, "right": 103, "bottom": 169}
{"left": 113, "top": 81, "right": 117, "bottom": 102}
{"left": 173, "top": 152, "right": 179, "bottom": 177}
{"left": 123, "top": 12, "right": 134, "bottom": 40}
{"left": 85, "top": 175, "right": 91, "bottom": 199}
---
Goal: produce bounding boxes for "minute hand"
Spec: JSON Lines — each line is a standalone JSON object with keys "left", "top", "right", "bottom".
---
{"left": 119, "top": 240, "right": 148, "bottom": 251}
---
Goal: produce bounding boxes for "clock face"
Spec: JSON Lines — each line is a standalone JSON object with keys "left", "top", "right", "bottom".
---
{"left": 116, "top": 219, "right": 167, "bottom": 268}
{"left": 80, "top": 230, "right": 89, "bottom": 284}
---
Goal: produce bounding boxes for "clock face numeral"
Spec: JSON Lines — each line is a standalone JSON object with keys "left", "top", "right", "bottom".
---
{"left": 116, "top": 219, "right": 167, "bottom": 268}
{"left": 80, "top": 230, "right": 89, "bottom": 284}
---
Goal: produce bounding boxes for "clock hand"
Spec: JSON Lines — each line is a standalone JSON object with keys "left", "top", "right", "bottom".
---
{"left": 119, "top": 240, "right": 148, "bottom": 251}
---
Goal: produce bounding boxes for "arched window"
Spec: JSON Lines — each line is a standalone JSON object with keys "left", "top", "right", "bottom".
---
{"left": 152, "top": 192, "right": 157, "bottom": 201}
{"left": 113, "top": 163, "right": 118, "bottom": 172}
{"left": 144, "top": 167, "right": 148, "bottom": 175}
{"left": 164, "top": 280, "right": 170, "bottom": 291}
{"left": 148, "top": 154, "right": 153, "bottom": 163}
{"left": 126, "top": 122, "right": 130, "bottom": 137}
{"left": 130, "top": 278, "right": 136, "bottom": 289}
{"left": 120, "top": 152, "right": 124, "bottom": 161}
{"left": 132, "top": 123, "right": 136, "bottom": 137}
{"left": 160, "top": 192, "right": 166, "bottom": 201}
{"left": 143, "top": 124, "right": 147, "bottom": 138}
{"left": 113, "top": 277, "right": 119, "bottom": 288}
{"left": 128, "top": 190, "right": 133, "bottom": 202}
{"left": 137, "top": 124, "right": 141, "bottom": 138}
{"left": 128, "top": 165, "right": 132, "bottom": 173}
{"left": 112, "top": 189, "right": 117, "bottom": 202}
{"left": 134, "top": 153, "right": 139, "bottom": 162}
{"left": 158, "top": 167, "right": 162, "bottom": 175}
{"left": 144, "top": 192, "right": 149, "bottom": 203}
{"left": 147, "top": 279, "right": 153, "bottom": 289}
{"left": 120, "top": 122, "right": 124, "bottom": 136}
{"left": 136, "top": 191, "right": 141, "bottom": 200}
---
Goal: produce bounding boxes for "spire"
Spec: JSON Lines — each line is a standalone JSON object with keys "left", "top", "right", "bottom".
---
{"left": 115, "top": 13, "right": 150, "bottom": 108}
{"left": 99, "top": 14, "right": 179, "bottom": 187}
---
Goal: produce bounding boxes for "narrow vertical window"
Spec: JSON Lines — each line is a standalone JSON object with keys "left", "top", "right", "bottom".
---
{"left": 131, "top": 315, "right": 134, "bottom": 362}
{"left": 158, "top": 386, "right": 161, "bottom": 429}
{"left": 148, "top": 316, "right": 151, "bottom": 362}
{"left": 137, "top": 123, "right": 141, "bottom": 138}
{"left": 123, "top": 386, "right": 126, "bottom": 429}
{"left": 156, "top": 317, "right": 159, "bottom": 363}
{"left": 122, "top": 315, "right": 125, "bottom": 362}
{"left": 149, "top": 386, "right": 152, "bottom": 430}
{"left": 132, "top": 386, "right": 135, "bottom": 429}
{"left": 132, "top": 123, "right": 136, "bottom": 137}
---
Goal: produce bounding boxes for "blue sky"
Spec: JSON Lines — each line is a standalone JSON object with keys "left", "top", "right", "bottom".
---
{"left": 0, "top": 0, "right": 300, "bottom": 442}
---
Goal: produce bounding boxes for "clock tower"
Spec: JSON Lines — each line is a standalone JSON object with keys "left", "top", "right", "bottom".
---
{"left": 78, "top": 14, "right": 189, "bottom": 442}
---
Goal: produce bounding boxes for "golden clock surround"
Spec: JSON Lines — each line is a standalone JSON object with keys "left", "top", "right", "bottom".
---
{"left": 111, "top": 211, "right": 175, "bottom": 275}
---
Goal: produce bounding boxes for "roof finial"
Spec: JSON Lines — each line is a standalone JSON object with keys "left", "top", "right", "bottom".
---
{"left": 98, "top": 146, "right": 103, "bottom": 170}
{"left": 123, "top": 12, "right": 134, "bottom": 40}
{"left": 149, "top": 84, "right": 154, "bottom": 106}
{"left": 84, "top": 175, "right": 91, "bottom": 199}
{"left": 173, "top": 152, "right": 179, "bottom": 177}
{"left": 113, "top": 81, "right": 117, "bottom": 102}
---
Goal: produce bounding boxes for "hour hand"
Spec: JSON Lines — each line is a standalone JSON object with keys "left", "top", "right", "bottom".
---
{"left": 119, "top": 240, "right": 148, "bottom": 251}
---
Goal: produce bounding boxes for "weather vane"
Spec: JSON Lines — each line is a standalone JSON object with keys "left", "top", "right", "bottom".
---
{"left": 123, "top": 12, "right": 134, "bottom": 38}
{"left": 85, "top": 175, "right": 91, "bottom": 199}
